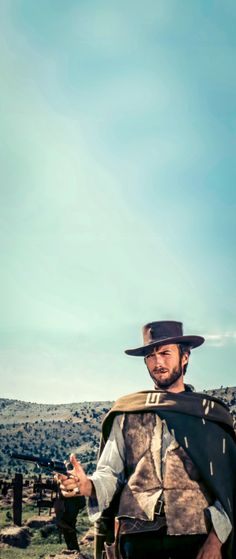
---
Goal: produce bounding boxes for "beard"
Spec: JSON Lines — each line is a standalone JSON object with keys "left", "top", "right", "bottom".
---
{"left": 150, "top": 362, "right": 183, "bottom": 389}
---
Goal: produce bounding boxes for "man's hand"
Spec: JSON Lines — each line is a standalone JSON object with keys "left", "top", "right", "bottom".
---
{"left": 196, "top": 529, "right": 222, "bottom": 559}
{"left": 56, "top": 453, "right": 93, "bottom": 498}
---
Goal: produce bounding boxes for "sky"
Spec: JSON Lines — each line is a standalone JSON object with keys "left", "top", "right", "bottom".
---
{"left": 0, "top": 0, "right": 235, "bottom": 403}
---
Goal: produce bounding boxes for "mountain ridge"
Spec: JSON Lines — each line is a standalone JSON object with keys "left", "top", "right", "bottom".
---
{"left": 0, "top": 386, "right": 235, "bottom": 476}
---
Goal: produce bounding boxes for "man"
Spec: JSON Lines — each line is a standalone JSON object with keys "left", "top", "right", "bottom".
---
{"left": 54, "top": 493, "right": 86, "bottom": 552}
{"left": 58, "top": 321, "right": 236, "bottom": 559}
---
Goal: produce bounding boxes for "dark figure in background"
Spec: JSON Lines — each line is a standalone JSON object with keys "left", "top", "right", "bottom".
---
{"left": 54, "top": 492, "right": 86, "bottom": 550}
{"left": 57, "top": 321, "right": 236, "bottom": 559}
{"left": 2, "top": 481, "right": 9, "bottom": 497}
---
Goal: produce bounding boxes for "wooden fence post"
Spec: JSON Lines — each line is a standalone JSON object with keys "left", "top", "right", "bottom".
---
{"left": 13, "top": 473, "right": 23, "bottom": 526}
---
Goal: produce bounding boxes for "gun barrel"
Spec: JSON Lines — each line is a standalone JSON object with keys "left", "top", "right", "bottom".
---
{"left": 11, "top": 452, "right": 67, "bottom": 474}
{"left": 12, "top": 452, "right": 40, "bottom": 463}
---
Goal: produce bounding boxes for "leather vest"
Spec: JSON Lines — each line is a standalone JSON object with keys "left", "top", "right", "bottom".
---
{"left": 118, "top": 413, "right": 211, "bottom": 535}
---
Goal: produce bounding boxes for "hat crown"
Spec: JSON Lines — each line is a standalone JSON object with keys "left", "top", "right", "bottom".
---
{"left": 143, "top": 321, "right": 183, "bottom": 346}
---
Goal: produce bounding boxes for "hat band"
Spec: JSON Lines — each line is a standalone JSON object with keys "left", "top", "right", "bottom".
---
{"left": 144, "top": 334, "right": 176, "bottom": 346}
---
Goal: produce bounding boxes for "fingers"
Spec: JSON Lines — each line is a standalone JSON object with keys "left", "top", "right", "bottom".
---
{"left": 68, "top": 453, "right": 87, "bottom": 482}
{"left": 55, "top": 455, "right": 81, "bottom": 481}
{"left": 69, "top": 453, "right": 78, "bottom": 467}
{"left": 59, "top": 475, "right": 80, "bottom": 497}
{"left": 58, "top": 456, "right": 82, "bottom": 496}
{"left": 61, "top": 486, "right": 81, "bottom": 498}
{"left": 55, "top": 454, "right": 90, "bottom": 498}
{"left": 54, "top": 468, "right": 79, "bottom": 496}
{"left": 54, "top": 472, "right": 68, "bottom": 484}
{"left": 69, "top": 453, "right": 83, "bottom": 475}
{"left": 60, "top": 478, "right": 79, "bottom": 491}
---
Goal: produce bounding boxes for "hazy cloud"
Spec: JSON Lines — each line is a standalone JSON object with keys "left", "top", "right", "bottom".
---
{"left": 205, "top": 332, "right": 236, "bottom": 346}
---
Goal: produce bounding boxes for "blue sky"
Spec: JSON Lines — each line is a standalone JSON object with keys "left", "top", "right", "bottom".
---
{"left": 0, "top": 0, "right": 235, "bottom": 403}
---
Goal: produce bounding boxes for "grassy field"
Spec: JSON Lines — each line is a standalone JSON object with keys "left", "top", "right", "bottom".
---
{"left": 0, "top": 540, "right": 66, "bottom": 559}
{"left": 0, "top": 502, "right": 93, "bottom": 558}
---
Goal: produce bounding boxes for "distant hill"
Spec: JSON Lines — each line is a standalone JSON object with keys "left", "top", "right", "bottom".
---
{"left": 0, "top": 386, "right": 235, "bottom": 477}
{"left": 204, "top": 385, "right": 236, "bottom": 414}
{"left": 0, "top": 399, "right": 112, "bottom": 476}
{"left": 0, "top": 398, "right": 112, "bottom": 425}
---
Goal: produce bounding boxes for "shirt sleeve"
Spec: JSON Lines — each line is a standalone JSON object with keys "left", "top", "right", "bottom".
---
{"left": 87, "top": 414, "right": 125, "bottom": 522}
{"left": 206, "top": 500, "right": 232, "bottom": 543}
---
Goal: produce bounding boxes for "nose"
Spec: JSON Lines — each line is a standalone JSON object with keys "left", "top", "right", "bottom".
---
{"left": 153, "top": 351, "right": 162, "bottom": 366}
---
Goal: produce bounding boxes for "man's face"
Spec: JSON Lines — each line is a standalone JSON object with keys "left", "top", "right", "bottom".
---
{"left": 145, "top": 344, "right": 189, "bottom": 391}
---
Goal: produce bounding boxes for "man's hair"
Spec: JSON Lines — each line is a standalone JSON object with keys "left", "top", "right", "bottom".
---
{"left": 178, "top": 344, "right": 191, "bottom": 375}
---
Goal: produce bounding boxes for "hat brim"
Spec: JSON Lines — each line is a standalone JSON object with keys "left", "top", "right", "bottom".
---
{"left": 125, "top": 335, "right": 205, "bottom": 356}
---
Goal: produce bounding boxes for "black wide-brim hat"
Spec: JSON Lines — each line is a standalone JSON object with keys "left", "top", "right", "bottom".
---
{"left": 125, "top": 321, "right": 205, "bottom": 357}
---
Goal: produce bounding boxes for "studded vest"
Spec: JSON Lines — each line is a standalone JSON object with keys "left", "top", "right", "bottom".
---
{"left": 118, "top": 412, "right": 211, "bottom": 535}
